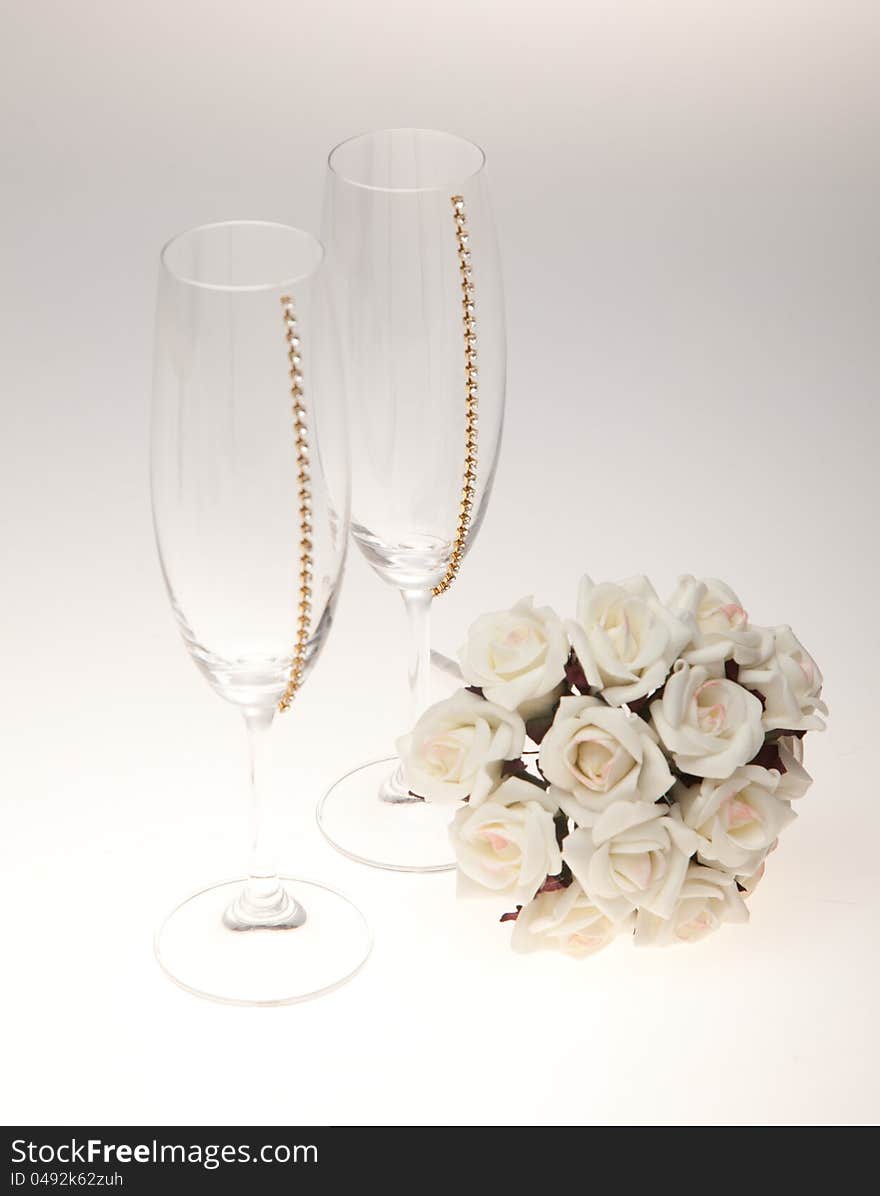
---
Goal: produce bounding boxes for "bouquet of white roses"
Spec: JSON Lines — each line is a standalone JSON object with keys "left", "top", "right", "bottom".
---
{"left": 398, "top": 576, "right": 826, "bottom": 956}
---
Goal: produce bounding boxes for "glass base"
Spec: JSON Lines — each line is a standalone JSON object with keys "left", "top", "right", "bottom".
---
{"left": 317, "top": 756, "right": 457, "bottom": 873}
{"left": 155, "top": 877, "right": 372, "bottom": 1006}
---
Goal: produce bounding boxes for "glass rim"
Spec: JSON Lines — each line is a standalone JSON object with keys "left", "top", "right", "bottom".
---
{"left": 159, "top": 220, "right": 325, "bottom": 294}
{"left": 327, "top": 127, "right": 487, "bottom": 194}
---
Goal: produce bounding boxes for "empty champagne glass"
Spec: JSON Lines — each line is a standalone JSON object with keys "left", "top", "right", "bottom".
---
{"left": 151, "top": 220, "right": 370, "bottom": 1004}
{"left": 316, "top": 129, "right": 506, "bottom": 872}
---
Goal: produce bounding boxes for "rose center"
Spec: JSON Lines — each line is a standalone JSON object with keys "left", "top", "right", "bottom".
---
{"left": 489, "top": 621, "right": 545, "bottom": 677}
{"left": 694, "top": 680, "right": 727, "bottom": 734}
{"left": 719, "top": 602, "right": 747, "bottom": 628}
{"left": 601, "top": 607, "right": 639, "bottom": 663}
{"left": 698, "top": 703, "right": 726, "bottom": 733}
{"left": 567, "top": 730, "right": 635, "bottom": 794}
{"left": 423, "top": 732, "right": 469, "bottom": 778}
{"left": 576, "top": 740, "right": 613, "bottom": 786}
{"left": 610, "top": 849, "right": 660, "bottom": 893}
{"left": 700, "top": 600, "right": 748, "bottom": 634}
{"left": 477, "top": 826, "right": 517, "bottom": 869}
{"left": 721, "top": 795, "right": 765, "bottom": 844}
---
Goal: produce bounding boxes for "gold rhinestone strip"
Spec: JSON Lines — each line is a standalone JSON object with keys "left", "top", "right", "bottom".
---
{"left": 433, "top": 194, "right": 478, "bottom": 597}
{"left": 278, "top": 295, "right": 313, "bottom": 713}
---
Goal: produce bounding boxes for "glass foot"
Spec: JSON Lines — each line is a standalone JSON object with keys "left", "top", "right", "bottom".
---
{"left": 317, "top": 756, "right": 457, "bottom": 873}
{"left": 155, "top": 877, "right": 371, "bottom": 1006}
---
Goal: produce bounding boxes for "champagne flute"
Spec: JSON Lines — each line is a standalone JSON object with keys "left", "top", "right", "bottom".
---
{"left": 316, "top": 129, "right": 506, "bottom": 872}
{"left": 151, "top": 220, "right": 370, "bottom": 1004}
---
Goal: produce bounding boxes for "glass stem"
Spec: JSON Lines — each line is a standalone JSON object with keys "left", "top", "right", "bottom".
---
{"left": 223, "top": 706, "right": 305, "bottom": 930}
{"left": 403, "top": 588, "right": 432, "bottom": 726}
{"left": 379, "top": 589, "right": 432, "bottom": 804}
{"left": 244, "top": 706, "right": 278, "bottom": 893}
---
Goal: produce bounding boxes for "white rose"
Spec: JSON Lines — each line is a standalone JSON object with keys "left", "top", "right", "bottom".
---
{"left": 568, "top": 575, "right": 691, "bottom": 705}
{"left": 449, "top": 775, "right": 561, "bottom": 895}
{"left": 457, "top": 596, "right": 569, "bottom": 718}
{"left": 562, "top": 801, "right": 698, "bottom": 922}
{"left": 634, "top": 863, "right": 749, "bottom": 946}
{"left": 397, "top": 689, "right": 525, "bottom": 806}
{"left": 538, "top": 695, "right": 673, "bottom": 822}
{"left": 650, "top": 661, "right": 765, "bottom": 779}
{"left": 738, "top": 626, "right": 827, "bottom": 732}
{"left": 668, "top": 575, "right": 773, "bottom": 667}
{"left": 676, "top": 766, "right": 796, "bottom": 874}
{"left": 511, "top": 882, "right": 630, "bottom": 958}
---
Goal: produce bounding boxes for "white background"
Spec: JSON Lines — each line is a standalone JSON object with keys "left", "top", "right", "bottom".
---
{"left": 2, "top": 0, "right": 878, "bottom": 1125}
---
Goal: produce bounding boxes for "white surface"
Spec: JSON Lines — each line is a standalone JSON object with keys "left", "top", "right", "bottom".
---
{"left": 2, "top": 1, "right": 878, "bottom": 1126}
